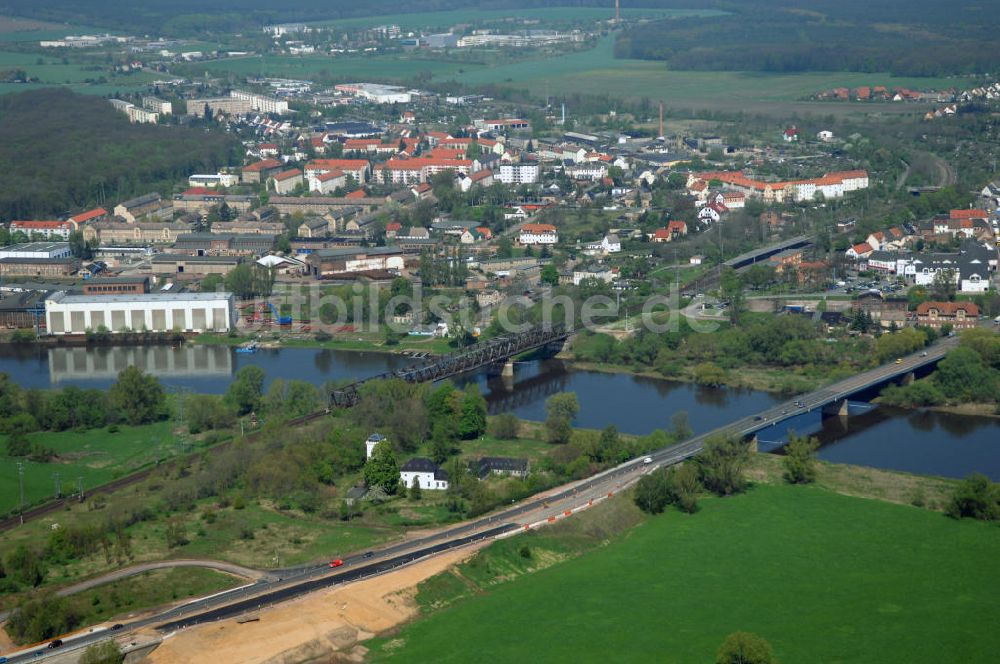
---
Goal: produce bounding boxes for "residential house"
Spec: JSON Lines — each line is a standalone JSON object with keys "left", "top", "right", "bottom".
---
{"left": 846, "top": 242, "right": 874, "bottom": 260}
{"left": 399, "top": 458, "right": 449, "bottom": 490}
{"left": 652, "top": 221, "right": 687, "bottom": 242}
{"left": 8, "top": 220, "right": 75, "bottom": 240}
{"left": 573, "top": 263, "right": 614, "bottom": 285}
{"left": 518, "top": 223, "right": 558, "bottom": 246}
{"left": 469, "top": 457, "right": 529, "bottom": 480}
{"left": 915, "top": 301, "right": 980, "bottom": 329}
{"left": 271, "top": 169, "right": 303, "bottom": 195}
{"left": 241, "top": 159, "right": 283, "bottom": 184}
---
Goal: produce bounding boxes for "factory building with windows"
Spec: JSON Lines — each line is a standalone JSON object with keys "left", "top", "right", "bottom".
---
{"left": 44, "top": 292, "right": 236, "bottom": 335}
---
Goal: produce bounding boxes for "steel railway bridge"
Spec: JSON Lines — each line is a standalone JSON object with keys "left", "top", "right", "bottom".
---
{"left": 330, "top": 324, "right": 570, "bottom": 408}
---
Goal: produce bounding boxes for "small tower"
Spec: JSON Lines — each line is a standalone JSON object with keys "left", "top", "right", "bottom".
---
{"left": 365, "top": 433, "right": 386, "bottom": 460}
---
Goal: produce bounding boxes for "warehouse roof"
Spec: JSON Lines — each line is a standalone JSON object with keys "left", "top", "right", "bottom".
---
{"left": 46, "top": 291, "right": 233, "bottom": 305}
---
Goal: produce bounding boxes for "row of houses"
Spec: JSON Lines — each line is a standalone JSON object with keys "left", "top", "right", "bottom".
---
{"left": 857, "top": 240, "right": 996, "bottom": 293}
{"left": 687, "top": 169, "right": 870, "bottom": 204}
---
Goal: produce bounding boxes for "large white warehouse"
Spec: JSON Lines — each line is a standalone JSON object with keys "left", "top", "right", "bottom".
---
{"left": 45, "top": 292, "right": 236, "bottom": 335}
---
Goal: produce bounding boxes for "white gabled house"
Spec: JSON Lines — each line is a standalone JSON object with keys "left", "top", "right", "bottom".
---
{"left": 400, "top": 458, "right": 449, "bottom": 490}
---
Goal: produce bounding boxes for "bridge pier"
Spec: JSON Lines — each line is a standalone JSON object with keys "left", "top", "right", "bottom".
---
{"left": 899, "top": 371, "right": 915, "bottom": 386}
{"left": 821, "top": 399, "right": 849, "bottom": 418}
{"left": 501, "top": 360, "right": 514, "bottom": 378}
{"left": 747, "top": 435, "right": 758, "bottom": 453}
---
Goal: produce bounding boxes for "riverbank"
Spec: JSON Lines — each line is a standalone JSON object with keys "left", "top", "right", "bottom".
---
{"left": 564, "top": 358, "right": 822, "bottom": 394}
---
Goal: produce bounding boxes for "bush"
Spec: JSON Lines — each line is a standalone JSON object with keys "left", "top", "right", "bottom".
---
{"left": 946, "top": 473, "right": 1000, "bottom": 521}
{"left": 80, "top": 640, "right": 124, "bottom": 664}
{"left": 716, "top": 631, "right": 775, "bottom": 664}
{"left": 489, "top": 412, "right": 519, "bottom": 440}
{"left": 697, "top": 436, "right": 752, "bottom": 496}
{"left": 6, "top": 594, "right": 79, "bottom": 645}
{"left": 314, "top": 330, "right": 332, "bottom": 342}
{"left": 782, "top": 432, "right": 819, "bottom": 484}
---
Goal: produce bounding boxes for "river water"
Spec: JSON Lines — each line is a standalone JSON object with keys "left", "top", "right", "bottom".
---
{"left": 2, "top": 344, "right": 998, "bottom": 481}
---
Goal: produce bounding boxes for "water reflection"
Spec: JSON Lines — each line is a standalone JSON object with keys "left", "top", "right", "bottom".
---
{"left": 0, "top": 344, "right": 996, "bottom": 480}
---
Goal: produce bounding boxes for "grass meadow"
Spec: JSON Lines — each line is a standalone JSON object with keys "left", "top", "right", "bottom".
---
{"left": 0, "top": 422, "right": 186, "bottom": 515}
{"left": 371, "top": 483, "right": 1000, "bottom": 663}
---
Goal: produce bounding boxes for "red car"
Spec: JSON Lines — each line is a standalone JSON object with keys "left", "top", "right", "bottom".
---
{"left": 329, "top": 558, "right": 343, "bottom": 568}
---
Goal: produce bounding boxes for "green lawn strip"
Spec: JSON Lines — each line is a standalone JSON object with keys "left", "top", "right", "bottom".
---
{"left": 61, "top": 567, "right": 239, "bottom": 627}
{"left": 371, "top": 484, "right": 1000, "bottom": 663}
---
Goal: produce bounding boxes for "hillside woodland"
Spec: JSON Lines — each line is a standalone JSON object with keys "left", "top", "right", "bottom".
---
{"left": 0, "top": 89, "right": 239, "bottom": 220}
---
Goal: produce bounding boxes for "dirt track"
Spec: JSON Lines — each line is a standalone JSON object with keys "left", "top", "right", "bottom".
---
{"left": 141, "top": 545, "right": 483, "bottom": 664}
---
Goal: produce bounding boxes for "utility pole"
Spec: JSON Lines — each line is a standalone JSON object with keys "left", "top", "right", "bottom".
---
{"left": 77, "top": 476, "right": 84, "bottom": 503}
{"left": 53, "top": 472, "right": 61, "bottom": 500}
{"left": 16, "top": 461, "right": 25, "bottom": 525}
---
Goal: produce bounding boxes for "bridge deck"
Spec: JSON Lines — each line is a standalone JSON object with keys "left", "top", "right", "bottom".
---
{"left": 641, "top": 336, "right": 959, "bottom": 468}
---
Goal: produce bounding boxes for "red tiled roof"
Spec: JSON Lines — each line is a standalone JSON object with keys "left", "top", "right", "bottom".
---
{"left": 306, "top": 159, "right": 369, "bottom": 171}
{"left": 11, "top": 220, "right": 69, "bottom": 228}
{"left": 182, "top": 187, "right": 219, "bottom": 196}
{"left": 345, "top": 189, "right": 367, "bottom": 199}
{"left": 915, "top": 301, "right": 980, "bottom": 316}
{"left": 243, "top": 159, "right": 282, "bottom": 172}
{"left": 950, "top": 209, "right": 988, "bottom": 220}
{"left": 70, "top": 208, "right": 108, "bottom": 223}
{"left": 316, "top": 170, "right": 345, "bottom": 182}
{"left": 273, "top": 169, "right": 303, "bottom": 182}
{"left": 521, "top": 223, "right": 557, "bottom": 233}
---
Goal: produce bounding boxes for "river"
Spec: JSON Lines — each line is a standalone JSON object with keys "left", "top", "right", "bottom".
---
{"left": 2, "top": 344, "right": 998, "bottom": 481}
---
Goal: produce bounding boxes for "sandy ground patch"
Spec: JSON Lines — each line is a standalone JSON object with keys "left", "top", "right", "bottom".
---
{"left": 142, "top": 544, "right": 484, "bottom": 664}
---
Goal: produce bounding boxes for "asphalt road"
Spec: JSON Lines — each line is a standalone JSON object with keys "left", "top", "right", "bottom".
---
{"left": 0, "top": 336, "right": 965, "bottom": 663}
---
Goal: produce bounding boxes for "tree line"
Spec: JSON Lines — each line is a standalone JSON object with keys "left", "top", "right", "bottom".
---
{"left": 0, "top": 89, "right": 240, "bottom": 221}
{"left": 1, "top": 368, "right": 167, "bottom": 460}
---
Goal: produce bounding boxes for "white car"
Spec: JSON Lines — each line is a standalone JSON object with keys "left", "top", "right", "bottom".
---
{"left": 642, "top": 457, "right": 653, "bottom": 464}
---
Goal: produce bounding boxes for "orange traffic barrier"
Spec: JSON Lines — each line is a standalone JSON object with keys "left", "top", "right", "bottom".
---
{"left": 608, "top": 491, "right": 614, "bottom": 497}
{"left": 547, "top": 516, "right": 556, "bottom": 522}
{"left": 524, "top": 524, "right": 530, "bottom": 530}
{"left": 588, "top": 499, "right": 593, "bottom": 506}
{"left": 564, "top": 510, "right": 572, "bottom": 516}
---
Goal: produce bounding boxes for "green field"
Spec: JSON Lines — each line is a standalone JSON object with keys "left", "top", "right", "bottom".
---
{"left": 0, "top": 422, "right": 188, "bottom": 515}
{"left": 372, "top": 484, "right": 1000, "bottom": 663}
{"left": 312, "top": 7, "right": 724, "bottom": 31}
{"left": 0, "top": 49, "right": 159, "bottom": 94}
{"left": 450, "top": 35, "right": 959, "bottom": 113}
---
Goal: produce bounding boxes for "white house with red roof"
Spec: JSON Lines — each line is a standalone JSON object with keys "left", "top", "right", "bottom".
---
{"left": 518, "top": 223, "right": 558, "bottom": 245}
{"left": 9, "top": 220, "right": 76, "bottom": 239}
{"left": 846, "top": 241, "right": 874, "bottom": 260}
{"left": 271, "top": 168, "right": 303, "bottom": 195}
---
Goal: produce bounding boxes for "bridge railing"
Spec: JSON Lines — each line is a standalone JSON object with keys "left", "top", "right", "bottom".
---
{"left": 330, "top": 324, "right": 568, "bottom": 408}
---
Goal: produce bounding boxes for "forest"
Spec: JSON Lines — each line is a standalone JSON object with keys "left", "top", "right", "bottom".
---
{"left": 615, "top": 0, "right": 1000, "bottom": 77}
{"left": 0, "top": 0, "right": 661, "bottom": 35}
{"left": 0, "top": 89, "right": 240, "bottom": 221}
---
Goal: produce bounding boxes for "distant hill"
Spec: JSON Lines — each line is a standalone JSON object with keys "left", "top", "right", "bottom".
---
{"left": 0, "top": 1, "right": 686, "bottom": 36}
{"left": 0, "top": 88, "right": 240, "bottom": 221}
{"left": 615, "top": 0, "right": 999, "bottom": 77}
